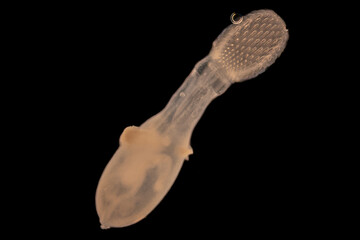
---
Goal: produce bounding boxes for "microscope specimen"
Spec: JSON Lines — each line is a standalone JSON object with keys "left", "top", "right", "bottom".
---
{"left": 96, "top": 9, "right": 289, "bottom": 228}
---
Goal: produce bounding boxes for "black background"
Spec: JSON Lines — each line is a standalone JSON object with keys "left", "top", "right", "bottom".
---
{"left": 5, "top": 1, "right": 345, "bottom": 238}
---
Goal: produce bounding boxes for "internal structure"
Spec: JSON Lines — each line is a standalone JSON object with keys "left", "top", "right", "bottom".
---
{"left": 96, "top": 9, "right": 288, "bottom": 229}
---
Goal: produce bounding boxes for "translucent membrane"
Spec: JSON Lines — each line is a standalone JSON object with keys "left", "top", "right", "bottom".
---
{"left": 96, "top": 9, "right": 288, "bottom": 228}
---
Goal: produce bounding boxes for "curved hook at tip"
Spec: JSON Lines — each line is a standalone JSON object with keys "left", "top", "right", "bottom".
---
{"left": 230, "top": 12, "right": 243, "bottom": 24}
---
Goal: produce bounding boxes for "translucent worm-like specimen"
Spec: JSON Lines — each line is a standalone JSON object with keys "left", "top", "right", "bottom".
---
{"left": 96, "top": 9, "right": 289, "bottom": 229}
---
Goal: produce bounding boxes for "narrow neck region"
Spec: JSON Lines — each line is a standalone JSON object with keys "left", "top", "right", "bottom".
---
{"left": 141, "top": 57, "right": 232, "bottom": 137}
